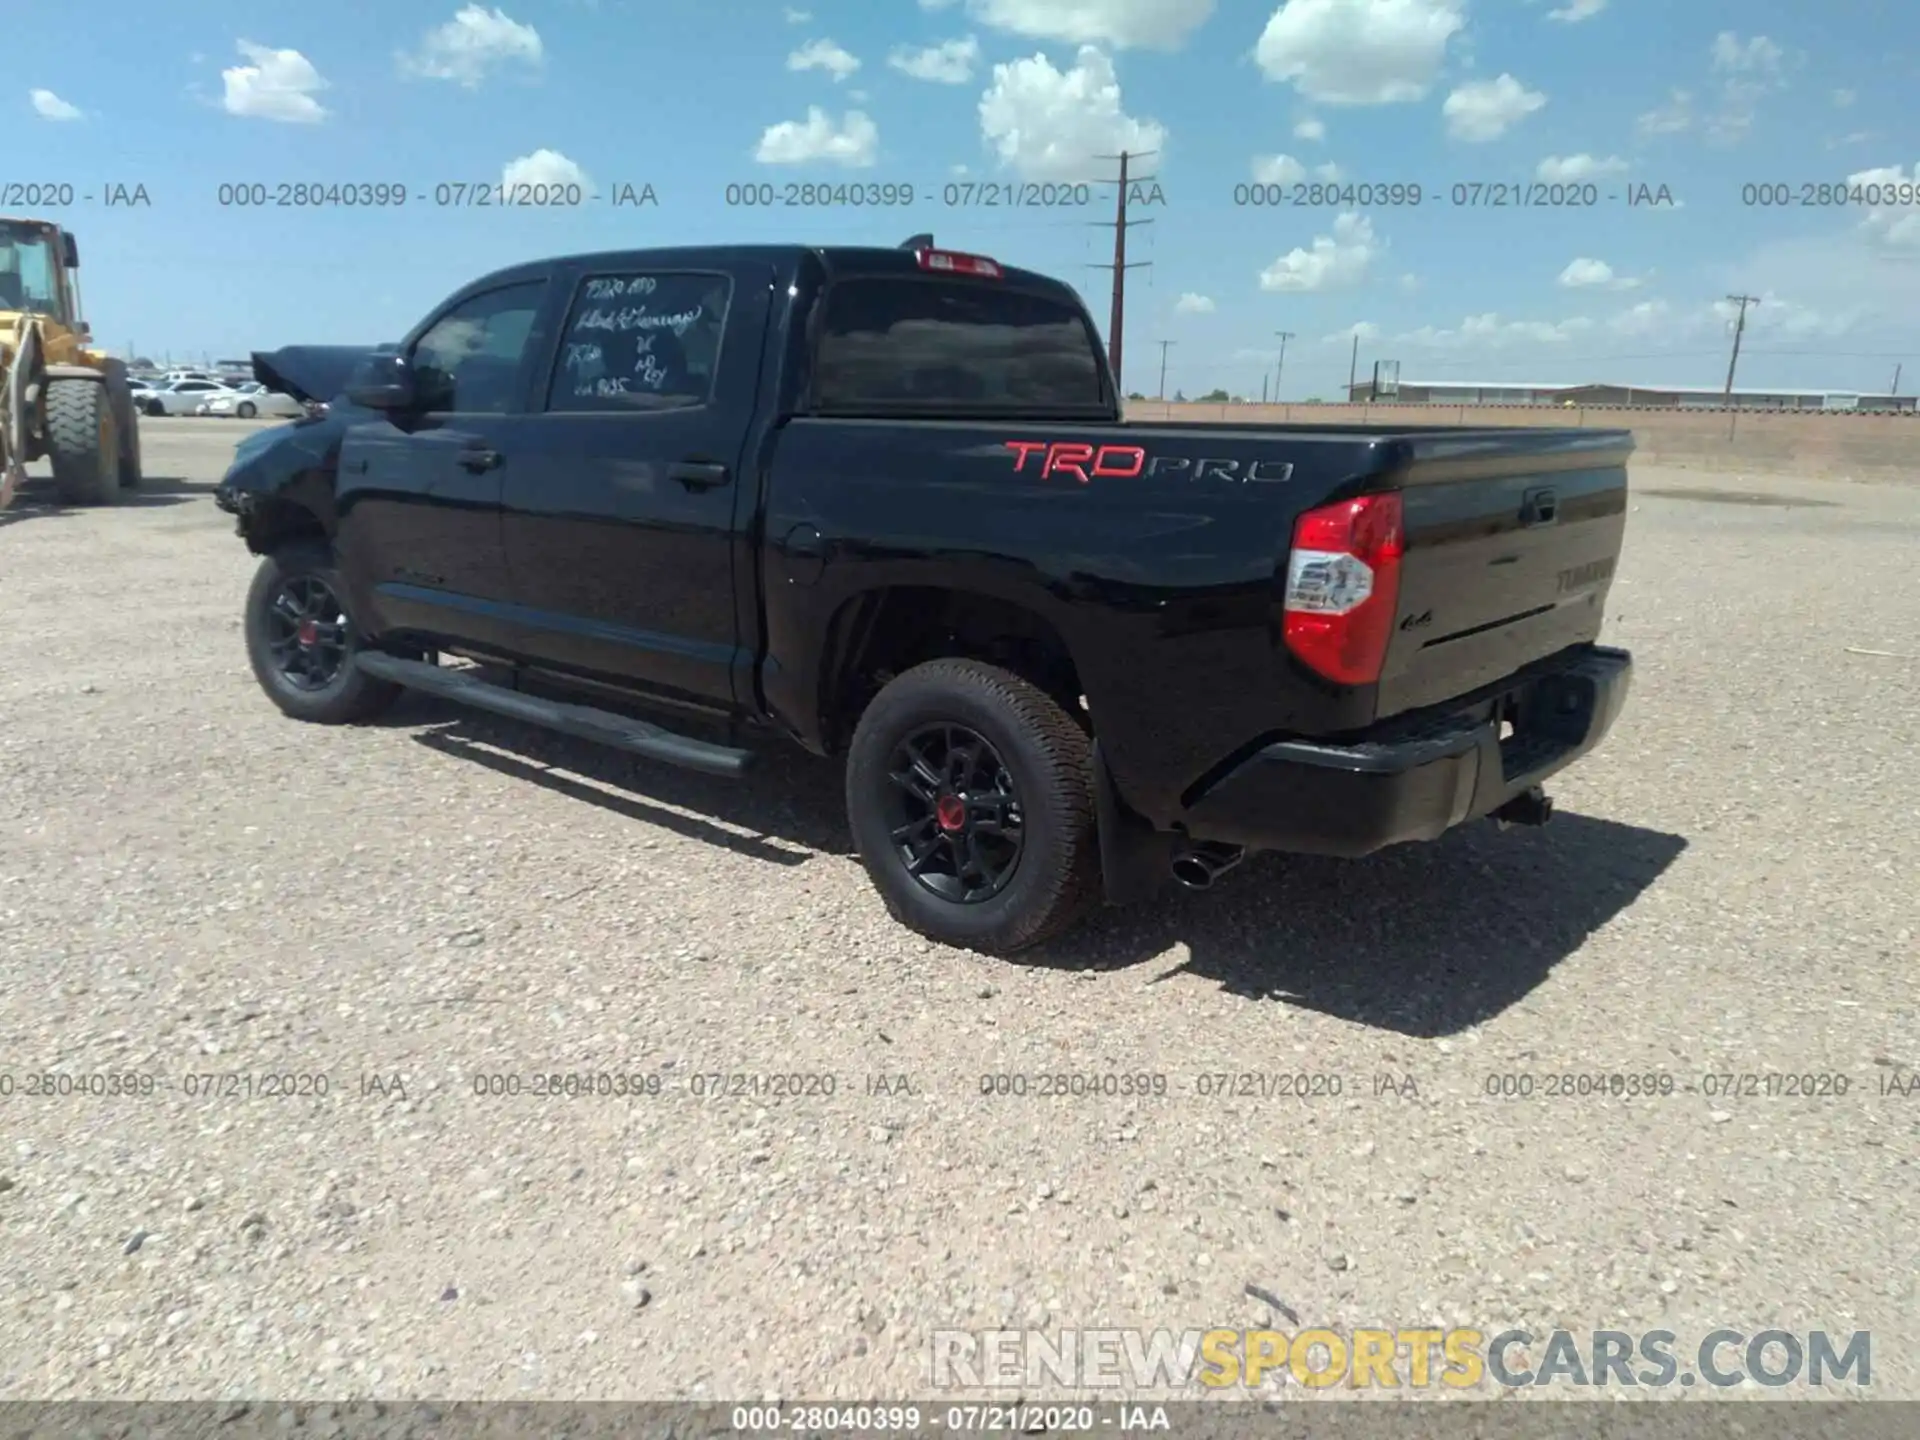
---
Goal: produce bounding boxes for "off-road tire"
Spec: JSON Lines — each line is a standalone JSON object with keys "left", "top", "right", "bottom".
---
{"left": 244, "top": 541, "right": 402, "bottom": 725}
{"left": 46, "top": 378, "right": 119, "bottom": 506}
{"left": 845, "top": 658, "right": 1100, "bottom": 955}
{"left": 102, "top": 360, "right": 144, "bottom": 488}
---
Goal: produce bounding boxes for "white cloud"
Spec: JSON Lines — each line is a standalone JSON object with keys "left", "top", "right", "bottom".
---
{"left": 222, "top": 40, "right": 329, "bottom": 122}
{"left": 1255, "top": 0, "right": 1465, "bottom": 105}
{"left": 755, "top": 107, "right": 879, "bottom": 166}
{"left": 401, "top": 6, "right": 542, "bottom": 87}
{"left": 29, "top": 88, "right": 82, "bottom": 120}
{"left": 1711, "top": 292, "right": 1859, "bottom": 341}
{"left": 1833, "top": 88, "right": 1855, "bottom": 108}
{"left": 1252, "top": 153, "right": 1305, "bottom": 184}
{"left": 888, "top": 37, "right": 980, "bottom": 83}
{"left": 1442, "top": 74, "right": 1546, "bottom": 142}
{"left": 1558, "top": 257, "right": 1641, "bottom": 290}
{"left": 784, "top": 6, "right": 812, "bottom": 20}
{"left": 1558, "top": 258, "right": 1612, "bottom": 287}
{"left": 1322, "top": 321, "right": 1381, "bottom": 343}
{"left": 1259, "top": 212, "right": 1380, "bottom": 291}
{"left": 1607, "top": 299, "right": 1671, "bottom": 338}
{"left": 1293, "top": 117, "right": 1325, "bottom": 141}
{"left": 1705, "top": 31, "right": 1786, "bottom": 144}
{"left": 1847, "top": 163, "right": 1920, "bottom": 251}
{"left": 1710, "top": 31, "right": 1783, "bottom": 75}
{"left": 789, "top": 39, "right": 861, "bottom": 82}
{"left": 1393, "top": 312, "right": 1594, "bottom": 349}
{"left": 1174, "top": 292, "right": 1215, "bottom": 314}
{"left": 979, "top": 46, "right": 1165, "bottom": 181}
{"left": 1398, "top": 272, "right": 1419, "bottom": 293}
{"left": 502, "top": 148, "right": 588, "bottom": 190}
{"left": 1536, "top": 153, "right": 1627, "bottom": 182}
{"left": 1315, "top": 161, "right": 1341, "bottom": 179}
{"left": 1636, "top": 89, "right": 1692, "bottom": 137}
{"left": 962, "top": 0, "right": 1216, "bottom": 51}
{"left": 1546, "top": 0, "right": 1604, "bottom": 19}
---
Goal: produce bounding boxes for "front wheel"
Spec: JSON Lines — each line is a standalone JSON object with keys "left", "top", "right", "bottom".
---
{"left": 244, "top": 541, "right": 401, "bottom": 724}
{"left": 845, "top": 659, "right": 1099, "bottom": 955}
{"left": 46, "top": 378, "right": 119, "bottom": 506}
{"left": 237, "top": 401, "right": 257, "bottom": 419}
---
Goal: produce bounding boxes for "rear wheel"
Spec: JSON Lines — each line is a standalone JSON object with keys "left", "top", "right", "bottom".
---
{"left": 237, "top": 400, "right": 257, "bottom": 419}
{"left": 46, "top": 378, "right": 119, "bottom": 506}
{"left": 845, "top": 659, "right": 1099, "bottom": 955}
{"left": 244, "top": 541, "right": 401, "bottom": 724}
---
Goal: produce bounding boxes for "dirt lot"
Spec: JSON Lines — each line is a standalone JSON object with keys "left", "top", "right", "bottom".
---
{"left": 1, "top": 418, "right": 1915, "bottom": 1401}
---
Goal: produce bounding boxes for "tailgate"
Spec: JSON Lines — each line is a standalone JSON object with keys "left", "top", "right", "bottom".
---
{"left": 1374, "top": 429, "right": 1630, "bottom": 719}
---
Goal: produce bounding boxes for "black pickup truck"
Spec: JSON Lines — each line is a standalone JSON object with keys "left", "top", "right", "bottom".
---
{"left": 216, "top": 238, "right": 1633, "bottom": 955}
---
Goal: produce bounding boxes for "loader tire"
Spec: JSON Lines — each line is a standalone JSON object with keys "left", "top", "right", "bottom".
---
{"left": 101, "top": 360, "right": 144, "bottom": 489}
{"left": 47, "top": 378, "right": 119, "bottom": 506}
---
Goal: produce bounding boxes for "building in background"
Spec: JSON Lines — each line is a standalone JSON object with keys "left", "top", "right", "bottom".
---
{"left": 1345, "top": 379, "right": 1917, "bottom": 413}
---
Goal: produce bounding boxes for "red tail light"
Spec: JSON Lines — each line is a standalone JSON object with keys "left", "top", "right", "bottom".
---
{"left": 1281, "top": 492, "right": 1404, "bottom": 686}
{"left": 915, "top": 248, "right": 1003, "bottom": 278}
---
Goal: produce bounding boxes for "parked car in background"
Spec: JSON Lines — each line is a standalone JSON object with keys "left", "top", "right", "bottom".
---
{"left": 196, "top": 384, "right": 307, "bottom": 419}
{"left": 140, "top": 378, "right": 239, "bottom": 415}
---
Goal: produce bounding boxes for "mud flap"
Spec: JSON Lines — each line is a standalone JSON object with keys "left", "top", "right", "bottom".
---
{"left": 1, "top": 320, "right": 42, "bottom": 509}
{"left": 1091, "top": 740, "right": 1172, "bottom": 906}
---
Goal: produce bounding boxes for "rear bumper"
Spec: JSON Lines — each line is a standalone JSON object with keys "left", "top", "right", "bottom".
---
{"left": 1178, "top": 645, "right": 1632, "bottom": 858}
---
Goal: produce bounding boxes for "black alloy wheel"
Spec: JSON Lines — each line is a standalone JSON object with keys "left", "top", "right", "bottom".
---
{"left": 887, "top": 722, "right": 1026, "bottom": 903}
{"left": 262, "top": 574, "right": 351, "bottom": 691}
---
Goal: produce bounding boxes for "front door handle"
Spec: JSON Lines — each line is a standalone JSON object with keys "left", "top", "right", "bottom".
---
{"left": 459, "top": 446, "right": 504, "bottom": 474}
{"left": 669, "top": 461, "right": 730, "bottom": 490}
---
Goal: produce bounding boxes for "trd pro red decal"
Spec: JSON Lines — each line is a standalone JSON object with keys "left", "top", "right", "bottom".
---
{"left": 1003, "top": 440, "right": 1147, "bottom": 484}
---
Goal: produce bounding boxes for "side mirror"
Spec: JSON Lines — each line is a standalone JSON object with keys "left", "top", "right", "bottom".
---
{"left": 343, "top": 352, "right": 417, "bottom": 411}
{"left": 62, "top": 232, "right": 79, "bottom": 269}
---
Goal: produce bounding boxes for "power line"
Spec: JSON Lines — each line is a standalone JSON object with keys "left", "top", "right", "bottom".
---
{"left": 1156, "top": 339, "right": 1175, "bottom": 400}
{"left": 1722, "top": 294, "right": 1760, "bottom": 403}
{"left": 1086, "top": 149, "right": 1157, "bottom": 394}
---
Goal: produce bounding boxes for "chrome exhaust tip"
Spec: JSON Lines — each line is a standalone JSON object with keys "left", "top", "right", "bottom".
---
{"left": 1170, "top": 841, "right": 1245, "bottom": 891}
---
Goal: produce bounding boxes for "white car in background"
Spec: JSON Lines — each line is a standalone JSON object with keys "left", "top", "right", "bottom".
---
{"left": 195, "top": 383, "right": 306, "bottom": 420}
{"left": 140, "top": 378, "right": 240, "bottom": 416}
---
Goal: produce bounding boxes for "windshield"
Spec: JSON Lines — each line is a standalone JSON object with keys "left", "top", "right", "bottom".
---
{"left": 0, "top": 223, "right": 62, "bottom": 317}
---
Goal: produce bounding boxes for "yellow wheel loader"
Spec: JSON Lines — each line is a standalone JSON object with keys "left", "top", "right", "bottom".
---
{"left": 0, "top": 215, "right": 141, "bottom": 509}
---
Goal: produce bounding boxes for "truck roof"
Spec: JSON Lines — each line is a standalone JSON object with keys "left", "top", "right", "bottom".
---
{"left": 469, "top": 242, "right": 1085, "bottom": 305}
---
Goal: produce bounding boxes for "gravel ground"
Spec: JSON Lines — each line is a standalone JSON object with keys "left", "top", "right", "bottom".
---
{"left": 0, "top": 419, "right": 1914, "bottom": 1402}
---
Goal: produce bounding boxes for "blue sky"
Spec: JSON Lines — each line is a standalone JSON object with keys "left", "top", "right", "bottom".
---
{"left": 16, "top": 0, "right": 1917, "bottom": 398}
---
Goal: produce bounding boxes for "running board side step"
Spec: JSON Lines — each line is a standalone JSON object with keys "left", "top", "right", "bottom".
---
{"left": 354, "top": 652, "right": 753, "bottom": 779}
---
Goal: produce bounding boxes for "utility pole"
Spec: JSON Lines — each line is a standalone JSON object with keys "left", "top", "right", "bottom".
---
{"left": 1891, "top": 363, "right": 1903, "bottom": 396}
{"left": 1088, "top": 149, "right": 1157, "bottom": 394}
{"left": 1348, "top": 333, "right": 1360, "bottom": 399}
{"left": 1156, "top": 339, "right": 1175, "bottom": 400}
{"left": 1273, "top": 331, "right": 1294, "bottom": 402}
{"left": 1722, "top": 294, "right": 1759, "bottom": 405}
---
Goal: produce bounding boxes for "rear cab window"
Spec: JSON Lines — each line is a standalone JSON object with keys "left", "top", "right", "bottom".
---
{"left": 545, "top": 271, "right": 732, "bottom": 412}
{"left": 810, "top": 273, "right": 1110, "bottom": 417}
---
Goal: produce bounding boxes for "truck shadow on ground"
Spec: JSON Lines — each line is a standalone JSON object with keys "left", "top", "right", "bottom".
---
{"left": 400, "top": 698, "right": 1686, "bottom": 1037}
{"left": 1040, "top": 815, "right": 1688, "bottom": 1036}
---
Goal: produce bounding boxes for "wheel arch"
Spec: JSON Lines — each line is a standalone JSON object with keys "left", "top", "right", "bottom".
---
{"left": 814, "top": 583, "right": 1088, "bottom": 757}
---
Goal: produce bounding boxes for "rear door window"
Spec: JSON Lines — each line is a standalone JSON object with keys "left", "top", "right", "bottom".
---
{"left": 545, "top": 272, "right": 732, "bottom": 412}
{"left": 812, "top": 277, "right": 1107, "bottom": 413}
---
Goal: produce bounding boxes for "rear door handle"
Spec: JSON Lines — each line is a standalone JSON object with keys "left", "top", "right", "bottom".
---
{"left": 458, "top": 446, "right": 504, "bottom": 474}
{"left": 669, "top": 461, "right": 730, "bottom": 490}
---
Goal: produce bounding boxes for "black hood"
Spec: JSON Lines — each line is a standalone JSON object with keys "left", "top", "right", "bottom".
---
{"left": 251, "top": 345, "right": 381, "bottom": 404}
